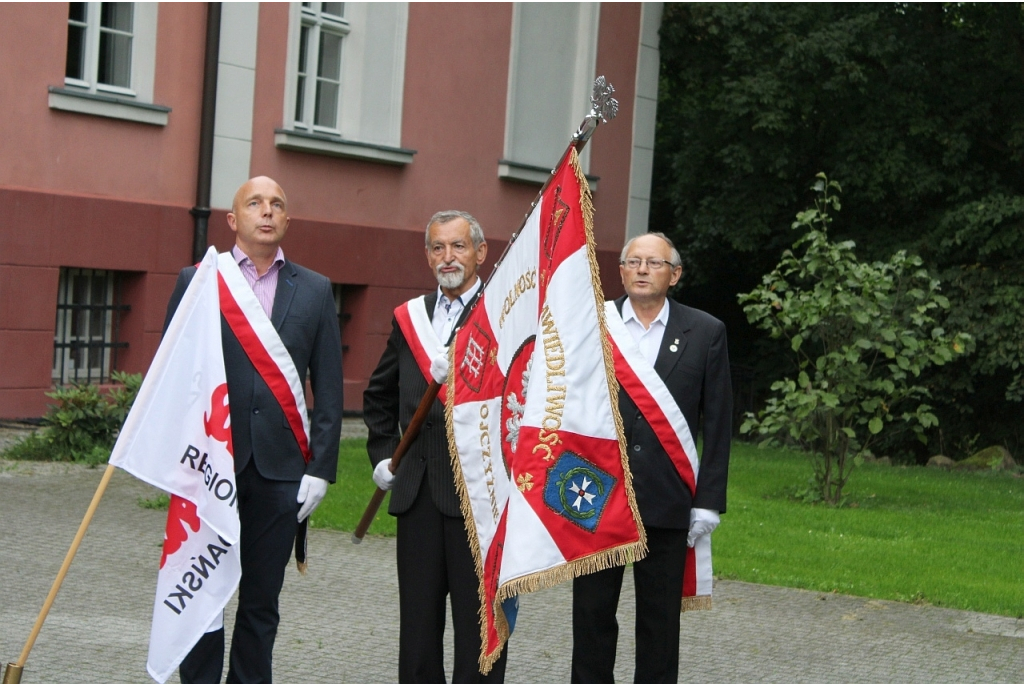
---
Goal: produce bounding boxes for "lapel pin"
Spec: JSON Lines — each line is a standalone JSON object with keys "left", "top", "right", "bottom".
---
{"left": 669, "top": 338, "right": 679, "bottom": 352}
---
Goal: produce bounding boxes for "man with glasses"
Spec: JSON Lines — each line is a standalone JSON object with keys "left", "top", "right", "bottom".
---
{"left": 363, "top": 211, "right": 508, "bottom": 683}
{"left": 572, "top": 232, "right": 732, "bottom": 683}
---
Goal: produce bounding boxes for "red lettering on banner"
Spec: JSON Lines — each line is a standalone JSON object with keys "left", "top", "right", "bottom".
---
{"left": 161, "top": 496, "right": 201, "bottom": 569}
{"left": 204, "top": 383, "right": 233, "bottom": 457}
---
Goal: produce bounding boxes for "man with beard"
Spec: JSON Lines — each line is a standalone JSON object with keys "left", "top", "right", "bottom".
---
{"left": 363, "top": 211, "right": 507, "bottom": 683}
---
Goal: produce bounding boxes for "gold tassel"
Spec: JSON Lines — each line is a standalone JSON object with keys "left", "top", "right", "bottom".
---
{"left": 682, "top": 595, "right": 712, "bottom": 612}
{"left": 444, "top": 352, "right": 505, "bottom": 674}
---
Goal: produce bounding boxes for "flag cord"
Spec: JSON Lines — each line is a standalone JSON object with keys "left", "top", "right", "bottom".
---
{"left": 4, "top": 463, "right": 117, "bottom": 683}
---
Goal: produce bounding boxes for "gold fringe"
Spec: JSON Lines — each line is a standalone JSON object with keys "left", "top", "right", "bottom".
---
{"left": 682, "top": 594, "right": 712, "bottom": 612}
{"left": 296, "top": 560, "right": 307, "bottom": 575}
{"left": 495, "top": 539, "right": 646, "bottom": 603}
{"left": 443, "top": 151, "right": 655, "bottom": 674}
{"left": 569, "top": 147, "right": 648, "bottom": 560}
{"left": 444, "top": 346, "right": 507, "bottom": 675}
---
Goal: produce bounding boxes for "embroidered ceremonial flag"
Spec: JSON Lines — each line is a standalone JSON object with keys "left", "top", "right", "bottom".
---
{"left": 604, "top": 300, "right": 713, "bottom": 611}
{"left": 109, "top": 248, "right": 240, "bottom": 683}
{"left": 447, "top": 147, "right": 646, "bottom": 672}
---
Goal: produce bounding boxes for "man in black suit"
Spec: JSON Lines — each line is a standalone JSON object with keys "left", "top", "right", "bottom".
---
{"left": 571, "top": 232, "right": 731, "bottom": 683}
{"left": 165, "top": 176, "right": 344, "bottom": 683}
{"left": 363, "top": 211, "right": 507, "bottom": 683}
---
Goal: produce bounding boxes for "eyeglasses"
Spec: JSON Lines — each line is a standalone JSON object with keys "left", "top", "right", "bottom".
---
{"left": 620, "top": 257, "right": 674, "bottom": 270}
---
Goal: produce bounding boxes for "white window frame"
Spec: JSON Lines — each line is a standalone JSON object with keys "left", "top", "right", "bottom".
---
{"left": 277, "top": 2, "right": 413, "bottom": 165}
{"left": 501, "top": 3, "right": 600, "bottom": 185}
{"left": 50, "top": 2, "right": 168, "bottom": 126}
{"left": 293, "top": 3, "right": 351, "bottom": 135}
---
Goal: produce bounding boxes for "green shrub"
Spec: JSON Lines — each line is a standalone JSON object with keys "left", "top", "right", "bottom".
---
{"left": 1, "top": 431, "right": 51, "bottom": 461}
{"left": 738, "top": 175, "right": 970, "bottom": 504}
{"left": 1, "top": 371, "right": 142, "bottom": 463}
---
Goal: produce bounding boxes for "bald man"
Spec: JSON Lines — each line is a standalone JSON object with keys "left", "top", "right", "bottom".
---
{"left": 572, "top": 232, "right": 731, "bottom": 683}
{"left": 164, "top": 176, "right": 344, "bottom": 682}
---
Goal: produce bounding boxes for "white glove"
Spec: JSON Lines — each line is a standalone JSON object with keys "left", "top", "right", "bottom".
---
{"left": 430, "top": 346, "right": 450, "bottom": 384}
{"left": 373, "top": 459, "right": 395, "bottom": 491}
{"left": 296, "top": 475, "right": 329, "bottom": 522}
{"left": 687, "top": 508, "right": 719, "bottom": 547}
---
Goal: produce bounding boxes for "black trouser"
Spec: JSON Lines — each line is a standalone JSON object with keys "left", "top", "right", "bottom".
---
{"left": 396, "top": 479, "right": 508, "bottom": 683}
{"left": 571, "top": 526, "right": 688, "bottom": 684}
{"left": 180, "top": 462, "right": 300, "bottom": 683}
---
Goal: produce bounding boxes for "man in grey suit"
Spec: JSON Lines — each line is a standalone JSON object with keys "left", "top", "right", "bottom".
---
{"left": 572, "top": 232, "right": 732, "bottom": 683}
{"left": 363, "top": 211, "right": 507, "bottom": 683}
{"left": 165, "top": 176, "right": 344, "bottom": 683}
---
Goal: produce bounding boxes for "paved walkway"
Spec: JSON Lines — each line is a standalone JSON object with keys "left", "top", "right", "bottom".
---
{"left": 2, "top": 459, "right": 1022, "bottom": 683}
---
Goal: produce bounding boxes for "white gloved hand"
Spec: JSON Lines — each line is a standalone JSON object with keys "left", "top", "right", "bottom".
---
{"left": 296, "top": 475, "right": 329, "bottom": 522}
{"left": 373, "top": 459, "right": 395, "bottom": 491}
{"left": 430, "top": 346, "right": 450, "bottom": 384}
{"left": 687, "top": 508, "right": 720, "bottom": 547}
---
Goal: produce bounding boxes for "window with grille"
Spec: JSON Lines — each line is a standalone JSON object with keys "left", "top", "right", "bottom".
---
{"left": 52, "top": 268, "right": 130, "bottom": 384}
{"left": 294, "top": 3, "right": 349, "bottom": 132}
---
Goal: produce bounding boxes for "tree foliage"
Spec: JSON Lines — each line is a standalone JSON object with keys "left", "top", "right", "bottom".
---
{"left": 654, "top": 3, "right": 1024, "bottom": 457}
{"left": 739, "top": 176, "right": 969, "bottom": 503}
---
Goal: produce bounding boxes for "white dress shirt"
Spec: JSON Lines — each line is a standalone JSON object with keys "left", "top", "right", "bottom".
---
{"left": 621, "top": 297, "right": 670, "bottom": 367}
{"left": 433, "top": 276, "right": 482, "bottom": 342}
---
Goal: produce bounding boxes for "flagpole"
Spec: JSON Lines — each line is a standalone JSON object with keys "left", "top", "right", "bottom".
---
{"left": 352, "top": 76, "right": 619, "bottom": 542}
{"left": 3, "top": 463, "right": 117, "bottom": 684}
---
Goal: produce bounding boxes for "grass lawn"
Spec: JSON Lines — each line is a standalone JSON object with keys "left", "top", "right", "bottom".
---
{"left": 311, "top": 438, "right": 1024, "bottom": 618}
{"left": 717, "top": 441, "right": 1024, "bottom": 618}
{"left": 309, "top": 439, "right": 396, "bottom": 536}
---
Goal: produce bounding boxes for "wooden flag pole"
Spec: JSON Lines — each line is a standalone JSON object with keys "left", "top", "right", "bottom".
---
{"left": 352, "top": 379, "right": 442, "bottom": 542}
{"left": 3, "top": 463, "right": 117, "bottom": 684}
{"left": 351, "top": 76, "right": 619, "bottom": 542}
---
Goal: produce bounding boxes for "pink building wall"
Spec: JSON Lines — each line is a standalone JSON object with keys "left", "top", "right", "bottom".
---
{"left": 0, "top": 2, "right": 644, "bottom": 417}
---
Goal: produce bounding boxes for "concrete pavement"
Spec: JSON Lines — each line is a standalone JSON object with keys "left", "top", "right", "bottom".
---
{"left": 2, "top": 459, "right": 1022, "bottom": 683}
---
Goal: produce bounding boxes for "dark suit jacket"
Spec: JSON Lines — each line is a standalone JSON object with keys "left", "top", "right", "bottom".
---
{"left": 363, "top": 292, "right": 462, "bottom": 517}
{"left": 616, "top": 295, "right": 732, "bottom": 528}
{"left": 164, "top": 258, "right": 344, "bottom": 483}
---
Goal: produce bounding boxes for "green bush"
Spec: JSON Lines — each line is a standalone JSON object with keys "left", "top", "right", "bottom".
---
{"left": 738, "top": 175, "right": 970, "bottom": 504}
{"left": 1, "top": 431, "right": 52, "bottom": 461}
{"left": 1, "top": 371, "right": 142, "bottom": 464}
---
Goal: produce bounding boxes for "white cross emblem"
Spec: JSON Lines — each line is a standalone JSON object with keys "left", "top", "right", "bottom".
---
{"left": 461, "top": 334, "right": 487, "bottom": 380}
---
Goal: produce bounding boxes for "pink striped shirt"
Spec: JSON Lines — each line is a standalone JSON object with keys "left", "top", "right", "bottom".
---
{"left": 231, "top": 245, "right": 285, "bottom": 318}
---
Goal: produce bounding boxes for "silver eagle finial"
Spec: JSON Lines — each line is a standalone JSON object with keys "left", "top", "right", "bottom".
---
{"left": 574, "top": 76, "right": 619, "bottom": 148}
{"left": 591, "top": 75, "right": 618, "bottom": 123}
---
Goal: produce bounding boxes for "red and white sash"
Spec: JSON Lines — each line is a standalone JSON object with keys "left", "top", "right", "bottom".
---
{"left": 394, "top": 295, "right": 448, "bottom": 398}
{"left": 604, "top": 300, "right": 713, "bottom": 610}
{"left": 217, "top": 252, "right": 311, "bottom": 461}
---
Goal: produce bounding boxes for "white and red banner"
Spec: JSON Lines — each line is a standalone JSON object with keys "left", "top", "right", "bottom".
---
{"left": 110, "top": 248, "right": 312, "bottom": 682}
{"left": 604, "top": 301, "right": 713, "bottom": 611}
{"left": 447, "top": 147, "right": 646, "bottom": 672}
{"left": 216, "top": 252, "right": 312, "bottom": 464}
{"left": 394, "top": 295, "right": 448, "bottom": 399}
{"left": 110, "top": 248, "right": 240, "bottom": 682}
